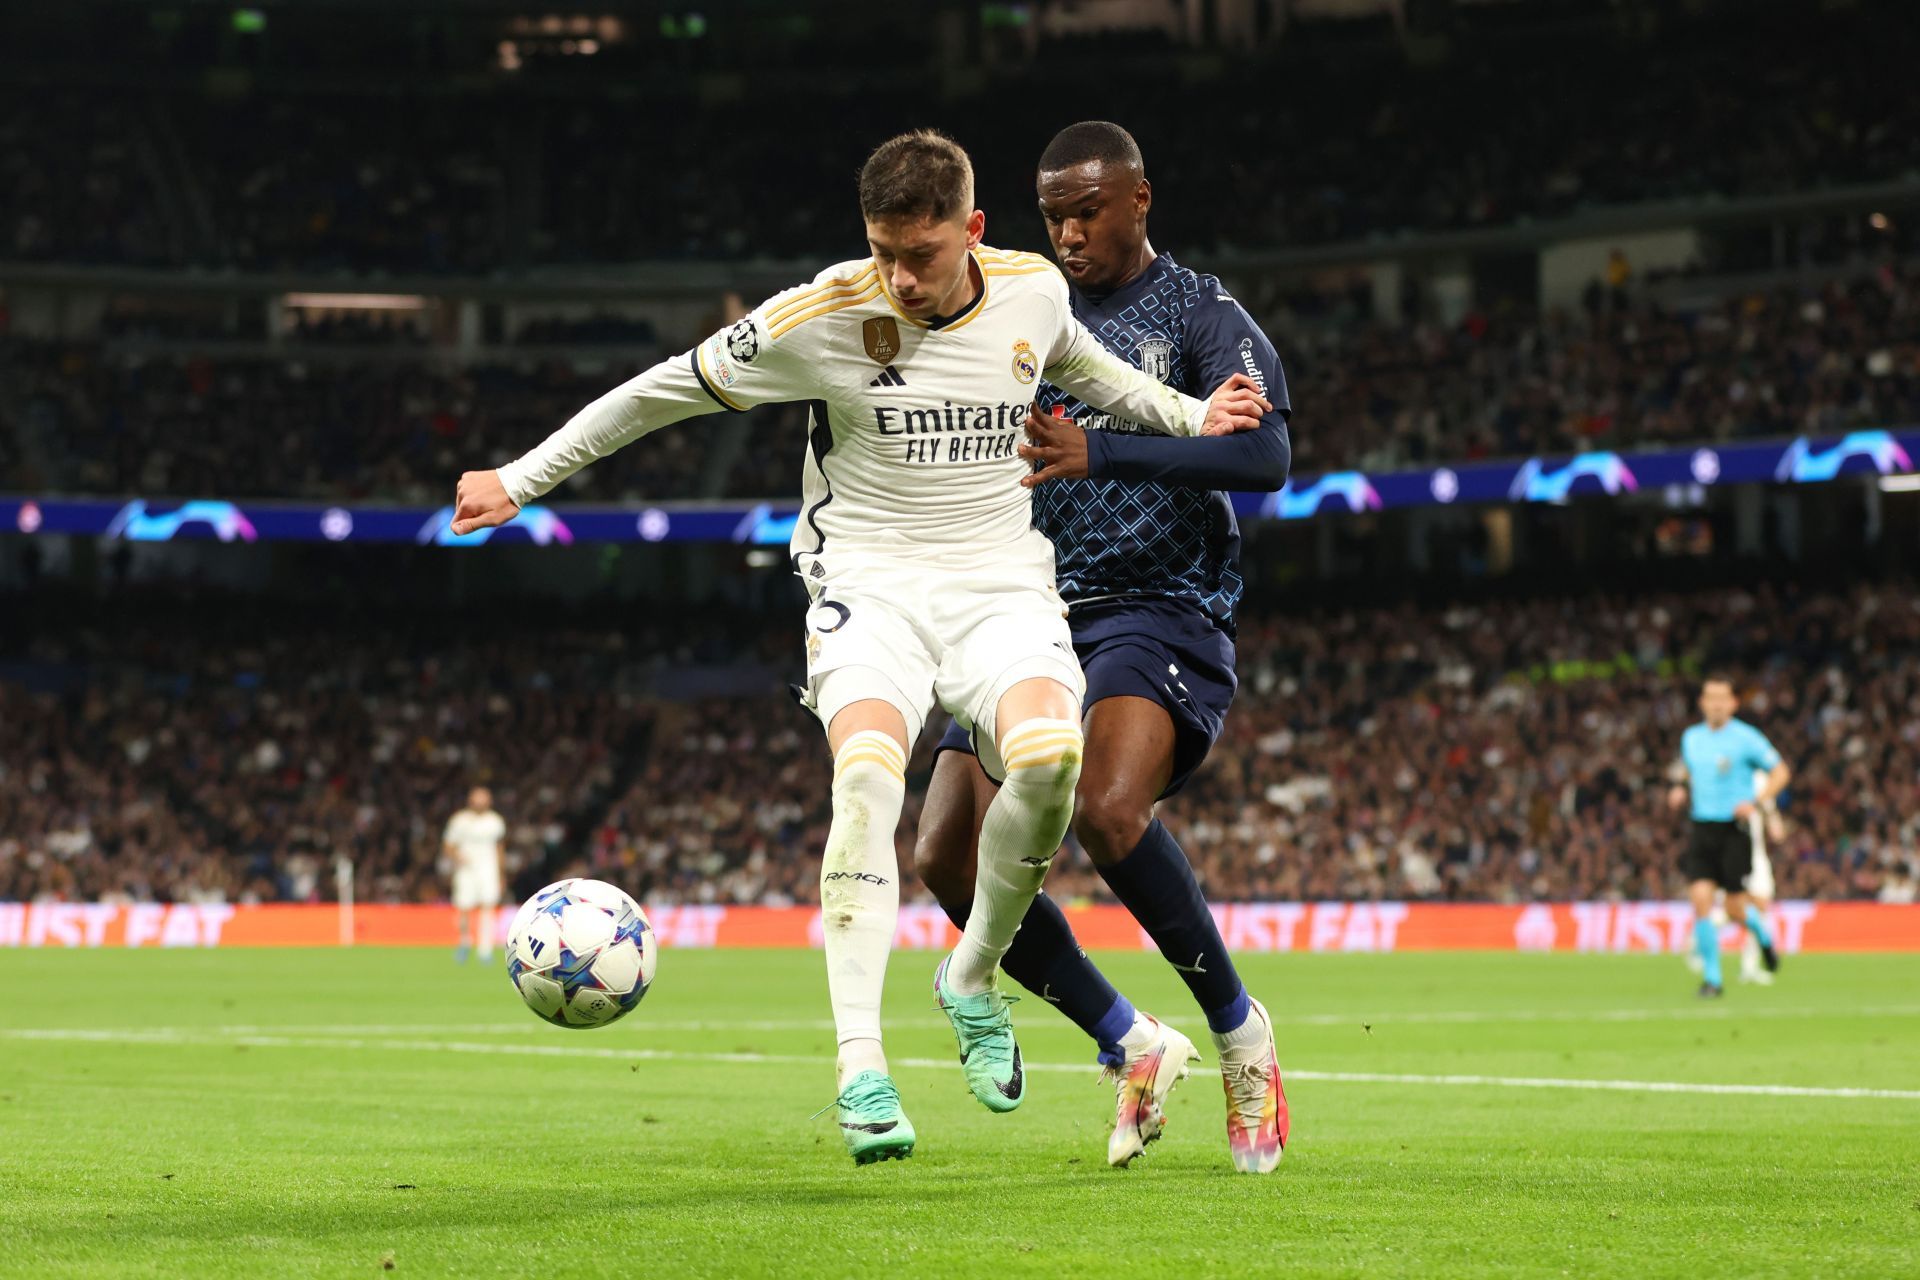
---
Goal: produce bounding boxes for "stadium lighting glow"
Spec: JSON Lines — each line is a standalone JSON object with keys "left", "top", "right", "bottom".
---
{"left": 283, "top": 293, "right": 427, "bottom": 311}
{"left": 1877, "top": 474, "right": 1920, "bottom": 492}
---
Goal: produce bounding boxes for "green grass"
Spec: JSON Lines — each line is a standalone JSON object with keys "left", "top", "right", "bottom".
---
{"left": 2, "top": 949, "right": 1917, "bottom": 1279}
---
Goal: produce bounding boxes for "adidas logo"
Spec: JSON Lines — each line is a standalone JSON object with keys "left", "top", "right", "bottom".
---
{"left": 868, "top": 365, "right": 906, "bottom": 388}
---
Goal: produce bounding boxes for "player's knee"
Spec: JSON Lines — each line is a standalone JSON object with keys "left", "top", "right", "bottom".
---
{"left": 911, "top": 820, "right": 972, "bottom": 906}
{"left": 998, "top": 718, "right": 1083, "bottom": 808}
{"left": 1073, "top": 788, "right": 1152, "bottom": 867}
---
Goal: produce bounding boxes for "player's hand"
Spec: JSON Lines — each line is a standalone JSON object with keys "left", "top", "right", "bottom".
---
{"left": 451, "top": 469, "right": 520, "bottom": 536}
{"left": 1666, "top": 785, "right": 1688, "bottom": 812}
{"left": 1019, "top": 409, "right": 1089, "bottom": 488}
{"left": 1200, "top": 373, "right": 1271, "bottom": 437}
{"left": 1733, "top": 801, "right": 1756, "bottom": 823}
{"left": 1765, "top": 812, "right": 1787, "bottom": 843}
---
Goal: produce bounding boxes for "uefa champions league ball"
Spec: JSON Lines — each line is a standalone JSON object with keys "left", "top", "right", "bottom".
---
{"left": 507, "top": 878, "right": 657, "bottom": 1029}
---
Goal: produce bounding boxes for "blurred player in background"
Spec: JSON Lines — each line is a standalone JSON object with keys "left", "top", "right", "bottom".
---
{"left": 915, "top": 122, "right": 1292, "bottom": 1173}
{"left": 450, "top": 129, "right": 1269, "bottom": 1164}
{"left": 1668, "top": 677, "right": 1789, "bottom": 997}
{"left": 1739, "top": 767, "right": 1787, "bottom": 984}
{"left": 444, "top": 787, "right": 506, "bottom": 963}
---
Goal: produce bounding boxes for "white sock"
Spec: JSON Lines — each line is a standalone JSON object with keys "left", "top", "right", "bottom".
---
{"left": 837, "top": 1037, "right": 887, "bottom": 1089}
{"left": 1740, "top": 933, "right": 1761, "bottom": 979}
{"left": 1117, "top": 1013, "right": 1159, "bottom": 1056}
{"left": 1215, "top": 1000, "right": 1270, "bottom": 1055}
{"left": 821, "top": 731, "right": 906, "bottom": 1074}
{"left": 947, "top": 718, "right": 1083, "bottom": 995}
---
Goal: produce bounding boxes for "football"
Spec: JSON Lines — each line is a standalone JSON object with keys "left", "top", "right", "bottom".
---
{"left": 506, "top": 878, "right": 657, "bottom": 1028}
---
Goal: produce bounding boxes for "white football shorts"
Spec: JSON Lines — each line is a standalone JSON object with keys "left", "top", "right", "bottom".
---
{"left": 1744, "top": 811, "right": 1775, "bottom": 902}
{"left": 452, "top": 868, "right": 504, "bottom": 911}
{"left": 798, "top": 537, "right": 1084, "bottom": 758}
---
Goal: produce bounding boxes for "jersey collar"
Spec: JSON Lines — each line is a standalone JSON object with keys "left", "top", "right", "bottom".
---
{"left": 878, "top": 251, "right": 990, "bottom": 333}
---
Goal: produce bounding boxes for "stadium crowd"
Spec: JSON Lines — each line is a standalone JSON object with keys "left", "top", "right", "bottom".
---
{"left": 2, "top": 4, "right": 1914, "bottom": 271}
{"left": 4, "top": 580, "right": 1915, "bottom": 909}
{"left": 0, "top": 341, "right": 710, "bottom": 503}
{"left": 5, "top": 259, "right": 1916, "bottom": 500}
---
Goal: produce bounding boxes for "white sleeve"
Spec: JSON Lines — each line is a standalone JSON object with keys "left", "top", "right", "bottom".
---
{"left": 495, "top": 305, "right": 818, "bottom": 507}
{"left": 1036, "top": 273, "right": 1208, "bottom": 438}
{"left": 442, "top": 815, "right": 460, "bottom": 845}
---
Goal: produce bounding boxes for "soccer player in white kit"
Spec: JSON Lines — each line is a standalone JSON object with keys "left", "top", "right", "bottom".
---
{"left": 449, "top": 130, "right": 1269, "bottom": 1163}
{"left": 444, "top": 786, "right": 506, "bottom": 963}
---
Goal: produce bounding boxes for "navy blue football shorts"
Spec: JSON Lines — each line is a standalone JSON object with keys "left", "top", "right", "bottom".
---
{"left": 932, "top": 597, "right": 1236, "bottom": 799}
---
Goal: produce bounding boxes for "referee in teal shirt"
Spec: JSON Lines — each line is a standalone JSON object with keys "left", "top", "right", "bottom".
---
{"left": 1667, "top": 675, "right": 1791, "bottom": 997}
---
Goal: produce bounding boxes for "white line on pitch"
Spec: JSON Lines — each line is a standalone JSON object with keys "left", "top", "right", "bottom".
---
{"left": 6, "top": 1028, "right": 1918, "bottom": 1102}
{"left": 19, "top": 1002, "right": 1919, "bottom": 1040}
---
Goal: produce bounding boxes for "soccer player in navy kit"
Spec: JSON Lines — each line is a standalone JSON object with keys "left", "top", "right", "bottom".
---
{"left": 914, "top": 122, "right": 1294, "bottom": 1172}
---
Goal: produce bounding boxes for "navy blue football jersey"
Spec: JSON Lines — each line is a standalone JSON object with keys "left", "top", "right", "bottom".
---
{"left": 1029, "top": 254, "right": 1291, "bottom": 632}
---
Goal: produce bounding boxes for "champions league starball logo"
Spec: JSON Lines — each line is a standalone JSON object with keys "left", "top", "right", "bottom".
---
{"left": 417, "top": 505, "right": 575, "bottom": 546}
{"left": 1773, "top": 431, "right": 1913, "bottom": 483}
{"left": 1508, "top": 453, "right": 1638, "bottom": 503}
{"left": 725, "top": 319, "right": 760, "bottom": 364}
{"left": 1263, "top": 473, "right": 1384, "bottom": 520}
{"left": 103, "top": 500, "right": 259, "bottom": 543}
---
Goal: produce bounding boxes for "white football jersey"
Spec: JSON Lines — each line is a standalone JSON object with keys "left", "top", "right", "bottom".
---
{"left": 496, "top": 247, "right": 1212, "bottom": 568}
{"left": 443, "top": 809, "right": 505, "bottom": 873}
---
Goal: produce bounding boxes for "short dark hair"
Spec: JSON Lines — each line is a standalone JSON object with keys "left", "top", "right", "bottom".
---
{"left": 1037, "top": 121, "right": 1144, "bottom": 176}
{"left": 858, "top": 130, "right": 975, "bottom": 224}
{"left": 1702, "top": 672, "right": 1736, "bottom": 692}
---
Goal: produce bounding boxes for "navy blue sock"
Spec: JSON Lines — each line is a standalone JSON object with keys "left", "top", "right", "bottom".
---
{"left": 1097, "top": 819, "right": 1249, "bottom": 1034}
{"left": 935, "top": 891, "right": 1133, "bottom": 1063}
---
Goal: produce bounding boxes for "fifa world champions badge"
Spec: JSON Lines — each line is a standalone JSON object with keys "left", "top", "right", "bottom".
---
{"left": 862, "top": 316, "right": 900, "bottom": 364}
{"left": 1011, "top": 339, "right": 1039, "bottom": 385}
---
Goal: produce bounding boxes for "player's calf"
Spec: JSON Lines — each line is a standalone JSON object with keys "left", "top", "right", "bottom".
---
{"left": 944, "top": 715, "right": 1083, "bottom": 995}
{"left": 822, "top": 726, "right": 908, "bottom": 1087}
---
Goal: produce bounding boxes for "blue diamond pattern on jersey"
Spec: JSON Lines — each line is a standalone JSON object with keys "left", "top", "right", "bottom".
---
{"left": 1030, "top": 255, "right": 1243, "bottom": 627}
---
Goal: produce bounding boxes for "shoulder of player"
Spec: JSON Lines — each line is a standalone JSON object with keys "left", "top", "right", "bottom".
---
{"left": 975, "top": 245, "right": 1059, "bottom": 279}
{"left": 1175, "top": 267, "right": 1253, "bottom": 327}
{"left": 753, "top": 259, "right": 886, "bottom": 342}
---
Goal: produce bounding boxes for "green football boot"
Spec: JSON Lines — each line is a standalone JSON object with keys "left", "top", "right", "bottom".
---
{"left": 934, "top": 954, "right": 1025, "bottom": 1113}
{"left": 829, "top": 1070, "right": 916, "bottom": 1165}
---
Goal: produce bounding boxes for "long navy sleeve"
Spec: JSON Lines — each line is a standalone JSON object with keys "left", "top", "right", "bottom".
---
{"left": 1086, "top": 412, "right": 1291, "bottom": 491}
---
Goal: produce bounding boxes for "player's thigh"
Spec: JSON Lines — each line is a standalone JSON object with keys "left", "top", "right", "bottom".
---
{"left": 1746, "top": 830, "right": 1776, "bottom": 902}
{"left": 1080, "top": 695, "right": 1178, "bottom": 819}
{"left": 935, "top": 583, "right": 1083, "bottom": 762}
{"left": 802, "top": 590, "right": 935, "bottom": 753}
{"left": 1713, "top": 826, "right": 1752, "bottom": 894}
{"left": 915, "top": 741, "right": 995, "bottom": 897}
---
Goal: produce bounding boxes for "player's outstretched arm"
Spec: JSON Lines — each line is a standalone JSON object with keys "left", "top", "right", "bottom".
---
{"left": 1037, "top": 272, "right": 1266, "bottom": 439}
{"left": 1019, "top": 403, "right": 1289, "bottom": 490}
{"left": 449, "top": 288, "right": 821, "bottom": 534}
{"left": 449, "top": 357, "right": 728, "bottom": 534}
{"left": 1043, "top": 325, "right": 1267, "bottom": 439}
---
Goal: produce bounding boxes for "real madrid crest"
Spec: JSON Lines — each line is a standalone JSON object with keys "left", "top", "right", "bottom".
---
{"left": 1136, "top": 337, "right": 1173, "bottom": 384}
{"left": 1011, "top": 339, "right": 1039, "bottom": 385}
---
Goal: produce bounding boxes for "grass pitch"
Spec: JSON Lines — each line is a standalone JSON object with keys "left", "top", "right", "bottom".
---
{"left": 2, "top": 947, "right": 1917, "bottom": 1278}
